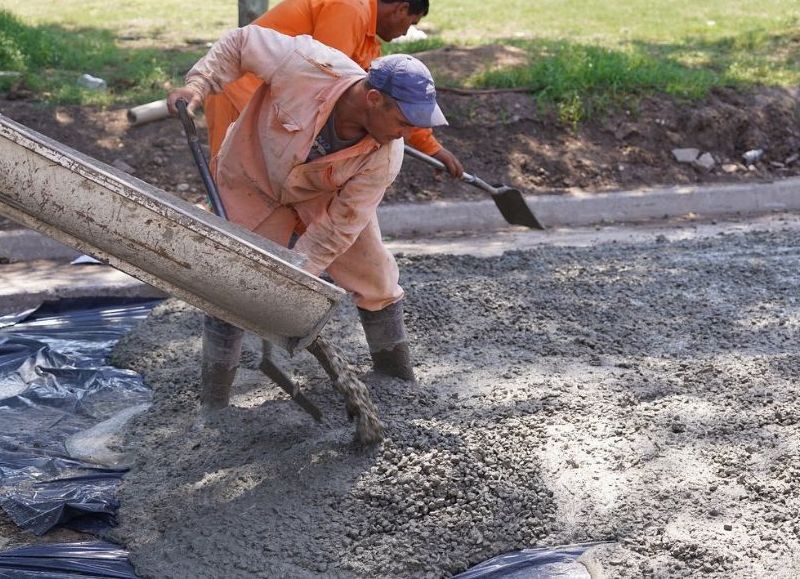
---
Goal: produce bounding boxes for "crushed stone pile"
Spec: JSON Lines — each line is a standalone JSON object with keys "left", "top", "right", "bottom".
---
{"left": 109, "top": 227, "right": 800, "bottom": 577}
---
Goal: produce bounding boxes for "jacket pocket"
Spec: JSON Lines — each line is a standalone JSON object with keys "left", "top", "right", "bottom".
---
{"left": 286, "top": 164, "right": 341, "bottom": 202}
{"left": 272, "top": 103, "right": 303, "bottom": 133}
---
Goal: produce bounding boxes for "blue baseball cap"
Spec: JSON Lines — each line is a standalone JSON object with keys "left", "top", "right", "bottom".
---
{"left": 367, "top": 54, "right": 448, "bottom": 128}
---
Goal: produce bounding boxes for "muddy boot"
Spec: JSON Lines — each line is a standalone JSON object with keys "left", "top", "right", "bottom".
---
{"left": 358, "top": 300, "right": 415, "bottom": 381}
{"left": 200, "top": 315, "right": 244, "bottom": 411}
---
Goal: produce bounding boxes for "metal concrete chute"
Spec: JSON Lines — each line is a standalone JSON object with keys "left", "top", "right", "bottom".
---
{"left": 0, "top": 113, "right": 345, "bottom": 354}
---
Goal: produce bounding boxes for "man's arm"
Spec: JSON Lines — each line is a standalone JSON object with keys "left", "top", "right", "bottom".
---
{"left": 167, "top": 25, "right": 296, "bottom": 115}
{"left": 293, "top": 143, "right": 404, "bottom": 275}
{"left": 406, "top": 128, "right": 464, "bottom": 177}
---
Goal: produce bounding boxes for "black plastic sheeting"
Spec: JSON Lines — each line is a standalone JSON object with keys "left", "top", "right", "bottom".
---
{"left": 455, "top": 543, "right": 606, "bottom": 578}
{"left": 0, "top": 298, "right": 158, "bottom": 535}
{"left": 0, "top": 541, "right": 137, "bottom": 578}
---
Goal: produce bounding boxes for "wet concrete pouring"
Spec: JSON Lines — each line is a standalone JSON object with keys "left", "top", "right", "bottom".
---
{"left": 96, "top": 217, "right": 800, "bottom": 577}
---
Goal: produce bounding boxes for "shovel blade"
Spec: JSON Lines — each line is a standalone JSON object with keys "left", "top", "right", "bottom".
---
{"left": 492, "top": 186, "right": 545, "bottom": 230}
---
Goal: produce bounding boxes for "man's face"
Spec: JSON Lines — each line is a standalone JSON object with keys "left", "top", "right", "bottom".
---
{"left": 377, "top": 2, "right": 423, "bottom": 42}
{"left": 365, "top": 91, "right": 414, "bottom": 145}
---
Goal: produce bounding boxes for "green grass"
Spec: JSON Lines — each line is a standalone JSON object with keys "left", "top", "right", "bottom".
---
{"left": 463, "top": 29, "right": 800, "bottom": 125}
{"left": 381, "top": 38, "right": 448, "bottom": 56}
{"left": 1, "top": 0, "right": 799, "bottom": 117}
{"left": 1, "top": 0, "right": 236, "bottom": 47}
{"left": 467, "top": 26, "right": 800, "bottom": 123}
{"left": 0, "top": 10, "right": 202, "bottom": 105}
{"left": 4, "top": 0, "right": 798, "bottom": 46}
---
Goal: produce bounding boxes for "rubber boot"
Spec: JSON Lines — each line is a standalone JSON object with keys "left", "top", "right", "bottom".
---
{"left": 358, "top": 300, "right": 415, "bottom": 381}
{"left": 200, "top": 315, "right": 244, "bottom": 411}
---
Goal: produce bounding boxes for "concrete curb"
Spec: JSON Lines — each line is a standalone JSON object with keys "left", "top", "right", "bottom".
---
{"left": 4, "top": 177, "right": 800, "bottom": 261}
{"left": 377, "top": 177, "right": 800, "bottom": 236}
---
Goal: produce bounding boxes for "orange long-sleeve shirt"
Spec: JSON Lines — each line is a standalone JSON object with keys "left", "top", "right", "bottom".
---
{"left": 204, "top": 0, "right": 441, "bottom": 158}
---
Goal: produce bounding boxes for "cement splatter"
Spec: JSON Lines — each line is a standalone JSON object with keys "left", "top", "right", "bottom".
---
{"left": 65, "top": 403, "right": 150, "bottom": 468}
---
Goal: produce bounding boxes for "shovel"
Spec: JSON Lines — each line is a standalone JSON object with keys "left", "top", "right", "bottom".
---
{"left": 403, "top": 145, "right": 545, "bottom": 230}
{"left": 175, "top": 99, "right": 228, "bottom": 218}
{"left": 175, "top": 99, "right": 324, "bottom": 422}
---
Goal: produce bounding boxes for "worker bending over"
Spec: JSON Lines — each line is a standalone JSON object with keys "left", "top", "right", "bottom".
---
{"left": 168, "top": 26, "right": 447, "bottom": 408}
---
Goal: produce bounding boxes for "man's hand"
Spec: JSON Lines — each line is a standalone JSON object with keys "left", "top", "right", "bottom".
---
{"left": 432, "top": 147, "right": 464, "bottom": 178}
{"left": 167, "top": 87, "right": 203, "bottom": 116}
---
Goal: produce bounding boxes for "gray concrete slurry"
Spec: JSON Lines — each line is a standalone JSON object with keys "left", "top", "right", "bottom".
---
{"left": 0, "top": 228, "right": 80, "bottom": 262}
{"left": 4, "top": 177, "right": 800, "bottom": 263}
{"left": 106, "top": 212, "right": 800, "bottom": 577}
{"left": 385, "top": 211, "right": 800, "bottom": 257}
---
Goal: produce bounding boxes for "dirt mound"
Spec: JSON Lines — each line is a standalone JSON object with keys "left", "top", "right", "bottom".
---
{"left": 392, "top": 84, "right": 800, "bottom": 202}
{"left": 1, "top": 46, "right": 798, "bottom": 208}
{"left": 415, "top": 43, "right": 529, "bottom": 82}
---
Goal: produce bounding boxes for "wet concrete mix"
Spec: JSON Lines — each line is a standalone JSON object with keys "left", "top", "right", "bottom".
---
{"left": 108, "top": 228, "right": 800, "bottom": 577}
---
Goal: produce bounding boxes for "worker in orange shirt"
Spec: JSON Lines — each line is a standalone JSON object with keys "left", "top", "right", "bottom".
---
{"left": 204, "top": 0, "right": 463, "bottom": 178}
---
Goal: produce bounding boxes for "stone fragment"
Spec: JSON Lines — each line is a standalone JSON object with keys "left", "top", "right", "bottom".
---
{"left": 742, "top": 149, "right": 764, "bottom": 164}
{"left": 77, "top": 73, "right": 107, "bottom": 91}
{"left": 671, "top": 421, "right": 686, "bottom": 433}
{"left": 722, "top": 163, "right": 739, "bottom": 173}
{"left": 672, "top": 148, "right": 700, "bottom": 163}
{"left": 694, "top": 152, "right": 716, "bottom": 170}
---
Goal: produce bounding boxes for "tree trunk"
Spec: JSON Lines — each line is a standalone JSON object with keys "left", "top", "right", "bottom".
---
{"left": 238, "top": 0, "right": 269, "bottom": 26}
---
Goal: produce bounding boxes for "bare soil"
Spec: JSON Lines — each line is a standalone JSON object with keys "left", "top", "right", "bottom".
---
{"left": 1, "top": 45, "right": 798, "bottom": 208}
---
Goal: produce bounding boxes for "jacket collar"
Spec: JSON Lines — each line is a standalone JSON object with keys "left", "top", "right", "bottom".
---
{"left": 313, "top": 73, "right": 366, "bottom": 135}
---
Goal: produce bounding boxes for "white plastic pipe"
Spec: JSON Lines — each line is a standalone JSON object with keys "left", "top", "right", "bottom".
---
{"left": 127, "top": 99, "right": 169, "bottom": 126}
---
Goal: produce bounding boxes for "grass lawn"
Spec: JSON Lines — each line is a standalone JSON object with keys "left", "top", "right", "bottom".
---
{"left": 1, "top": 0, "right": 798, "bottom": 117}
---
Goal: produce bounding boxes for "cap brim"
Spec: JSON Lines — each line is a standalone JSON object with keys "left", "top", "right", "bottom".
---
{"left": 396, "top": 100, "right": 448, "bottom": 128}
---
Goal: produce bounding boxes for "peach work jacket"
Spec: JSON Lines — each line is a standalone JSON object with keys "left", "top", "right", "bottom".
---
{"left": 185, "top": 26, "right": 404, "bottom": 275}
